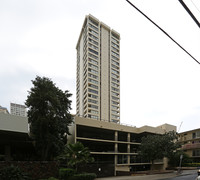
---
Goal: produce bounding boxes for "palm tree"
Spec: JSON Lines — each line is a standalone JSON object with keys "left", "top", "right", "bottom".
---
{"left": 61, "top": 142, "right": 94, "bottom": 172}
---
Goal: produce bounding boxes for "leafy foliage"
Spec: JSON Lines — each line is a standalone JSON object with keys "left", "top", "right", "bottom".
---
{"left": 26, "top": 76, "right": 73, "bottom": 160}
{"left": 59, "top": 142, "right": 94, "bottom": 172}
{"left": 168, "top": 150, "right": 192, "bottom": 167}
{"left": 0, "top": 165, "right": 30, "bottom": 180}
{"left": 59, "top": 168, "right": 75, "bottom": 179}
{"left": 68, "top": 173, "right": 97, "bottom": 180}
{"left": 39, "top": 177, "right": 59, "bottom": 180}
{"left": 140, "top": 131, "right": 179, "bottom": 168}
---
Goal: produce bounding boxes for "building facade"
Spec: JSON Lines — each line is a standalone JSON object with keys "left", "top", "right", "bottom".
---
{"left": 0, "top": 106, "right": 9, "bottom": 114}
{"left": 76, "top": 14, "right": 120, "bottom": 123}
{"left": 10, "top": 103, "right": 27, "bottom": 117}
{"left": 179, "top": 128, "right": 200, "bottom": 162}
{"left": 69, "top": 116, "right": 176, "bottom": 176}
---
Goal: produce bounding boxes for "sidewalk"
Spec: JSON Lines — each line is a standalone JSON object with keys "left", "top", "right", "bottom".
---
{"left": 95, "top": 169, "right": 197, "bottom": 180}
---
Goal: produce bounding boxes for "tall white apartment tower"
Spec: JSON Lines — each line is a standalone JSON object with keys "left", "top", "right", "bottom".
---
{"left": 10, "top": 103, "right": 27, "bottom": 117}
{"left": 76, "top": 14, "right": 120, "bottom": 123}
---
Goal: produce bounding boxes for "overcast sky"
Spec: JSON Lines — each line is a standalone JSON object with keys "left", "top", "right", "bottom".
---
{"left": 0, "top": 0, "right": 200, "bottom": 132}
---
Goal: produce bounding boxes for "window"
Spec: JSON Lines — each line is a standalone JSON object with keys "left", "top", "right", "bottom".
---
{"left": 112, "top": 60, "right": 119, "bottom": 66}
{"left": 112, "top": 78, "right": 119, "bottom": 84}
{"left": 88, "top": 104, "right": 98, "bottom": 109}
{"left": 112, "top": 46, "right": 119, "bottom": 53}
{"left": 89, "top": 53, "right": 98, "bottom": 60}
{"left": 112, "top": 96, "right": 119, "bottom": 101}
{"left": 112, "top": 87, "right": 119, "bottom": 92}
{"left": 112, "top": 92, "right": 119, "bottom": 97}
{"left": 89, "top": 58, "right": 98, "bottom": 65}
{"left": 193, "top": 149, "right": 200, "bottom": 156}
{"left": 88, "top": 38, "right": 98, "bottom": 46}
{"left": 89, "top": 33, "right": 98, "bottom": 41}
{"left": 118, "top": 155, "right": 127, "bottom": 164}
{"left": 88, "top": 68, "right": 98, "bottom": 74}
{"left": 89, "top": 84, "right": 98, "bottom": 89}
{"left": 112, "top": 115, "right": 119, "bottom": 119}
{"left": 112, "top": 119, "right": 119, "bottom": 123}
{"left": 89, "top": 18, "right": 98, "bottom": 27}
{"left": 112, "top": 64, "right": 119, "bottom": 70}
{"left": 111, "top": 69, "right": 119, "bottom": 75}
{"left": 112, "top": 105, "right": 119, "bottom": 110}
{"left": 88, "top": 94, "right": 98, "bottom": 99}
{"left": 112, "top": 101, "right": 119, "bottom": 105}
{"left": 112, "top": 110, "right": 119, "bottom": 114}
{"left": 88, "top": 23, "right": 98, "bottom": 31}
{"left": 89, "top": 110, "right": 98, "bottom": 114}
{"left": 88, "top": 43, "right": 98, "bottom": 50}
{"left": 89, "top": 48, "right": 98, "bottom": 55}
{"left": 197, "top": 131, "right": 200, "bottom": 138}
{"left": 88, "top": 63, "right": 98, "bottom": 70}
{"left": 111, "top": 73, "right": 119, "bottom": 79}
{"left": 111, "top": 37, "right": 119, "bottom": 44}
{"left": 88, "top": 98, "right": 98, "bottom": 104}
{"left": 88, "top": 114, "right": 98, "bottom": 119}
{"left": 111, "top": 51, "right": 119, "bottom": 57}
{"left": 88, "top": 73, "right": 98, "bottom": 79}
{"left": 89, "top": 28, "right": 98, "bottom": 36}
{"left": 88, "top": 88, "right": 98, "bottom": 94}
{"left": 88, "top": 78, "right": 98, "bottom": 84}
{"left": 111, "top": 55, "right": 119, "bottom": 61}
{"left": 111, "top": 42, "right": 119, "bottom": 48}
{"left": 112, "top": 82, "right": 119, "bottom": 88}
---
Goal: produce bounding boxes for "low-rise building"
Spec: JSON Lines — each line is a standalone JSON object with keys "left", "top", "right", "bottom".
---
{"left": 69, "top": 116, "right": 176, "bottom": 176}
{"left": 0, "top": 113, "right": 32, "bottom": 161}
{"left": 0, "top": 106, "right": 9, "bottom": 114}
{"left": 179, "top": 128, "right": 200, "bottom": 162}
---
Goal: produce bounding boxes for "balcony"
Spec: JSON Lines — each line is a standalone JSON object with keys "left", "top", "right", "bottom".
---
{"left": 182, "top": 143, "right": 200, "bottom": 150}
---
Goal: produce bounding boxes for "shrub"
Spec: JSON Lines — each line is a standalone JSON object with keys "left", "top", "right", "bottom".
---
{"left": 0, "top": 165, "right": 31, "bottom": 180}
{"left": 59, "top": 168, "right": 75, "bottom": 179}
{"left": 47, "top": 177, "right": 59, "bottom": 180}
{"left": 39, "top": 177, "right": 59, "bottom": 180}
{"left": 183, "top": 163, "right": 200, "bottom": 167}
{"left": 69, "top": 173, "right": 97, "bottom": 180}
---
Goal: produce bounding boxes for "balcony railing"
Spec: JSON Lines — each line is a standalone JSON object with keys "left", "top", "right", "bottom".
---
{"left": 182, "top": 143, "right": 200, "bottom": 150}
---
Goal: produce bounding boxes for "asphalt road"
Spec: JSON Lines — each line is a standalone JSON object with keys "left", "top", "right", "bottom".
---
{"left": 165, "top": 173, "right": 198, "bottom": 180}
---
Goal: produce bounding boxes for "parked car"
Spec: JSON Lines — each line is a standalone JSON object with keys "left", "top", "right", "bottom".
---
{"left": 198, "top": 168, "right": 200, "bottom": 176}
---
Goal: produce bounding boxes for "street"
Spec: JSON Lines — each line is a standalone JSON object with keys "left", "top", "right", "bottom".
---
{"left": 166, "top": 172, "right": 198, "bottom": 180}
{"left": 96, "top": 170, "right": 198, "bottom": 180}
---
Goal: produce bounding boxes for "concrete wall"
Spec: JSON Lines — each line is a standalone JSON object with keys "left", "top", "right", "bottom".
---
{"left": 100, "top": 25, "right": 110, "bottom": 122}
{"left": 0, "top": 113, "right": 28, "bottom": 133}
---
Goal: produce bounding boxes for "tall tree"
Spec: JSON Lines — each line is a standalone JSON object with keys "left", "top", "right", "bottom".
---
{"left": 25, "top": 76, "right": 73, "bottom": 160}
{"left": 140, "top": 131, "right": 179, "bottom": 170}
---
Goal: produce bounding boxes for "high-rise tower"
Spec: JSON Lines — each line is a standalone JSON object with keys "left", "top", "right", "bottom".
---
{"left": 76, "top": 14, "right": 120, "bottom": 123}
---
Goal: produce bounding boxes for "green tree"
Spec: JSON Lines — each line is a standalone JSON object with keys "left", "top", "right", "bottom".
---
{"left": 59, "top": 142, "right": 94, "bottom": 172}
{"left": 140, "top": 131, "right": 179, "bottom": 170}
{"left": 25, "top": 76, "right": 73, "bottom": 160}
{"left": 168, "top": 150, "right": 192, "bottom": 167}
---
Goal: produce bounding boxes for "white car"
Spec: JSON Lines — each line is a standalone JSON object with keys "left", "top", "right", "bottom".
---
{"left": 196, "top": 176, "right": 200, "bottom": 180}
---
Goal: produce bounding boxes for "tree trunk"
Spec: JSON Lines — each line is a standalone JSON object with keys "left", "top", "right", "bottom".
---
{"left": 150, "top": 160, "right": 154, "bottom": 173}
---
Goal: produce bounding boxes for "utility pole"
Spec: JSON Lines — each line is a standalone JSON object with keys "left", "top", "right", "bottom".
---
{"left": 177, "top": 121, "right": 183, "bottom": 174}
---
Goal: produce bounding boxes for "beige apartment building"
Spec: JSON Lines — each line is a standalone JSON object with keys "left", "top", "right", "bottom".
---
{"left": 74, "top": 15, "right": 177, "bottom": 177}
{"left": 69, "top": 116, "right": 176, "bottom": 176}
{"left": 76, "top": 14, "right": 120, "bottom": 123}
{"left": 179, "top": 128, "right": 200, "bottom": 162}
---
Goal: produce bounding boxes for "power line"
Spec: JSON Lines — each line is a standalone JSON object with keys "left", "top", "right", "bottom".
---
{"left": 178, "top": 0, "right": 200, "bottom": 28}
{"left": 190, "top": 0, "right": 200, "bottom": 15}
{"left": 125, "top": 0, "right": 200, "bottom": 65}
